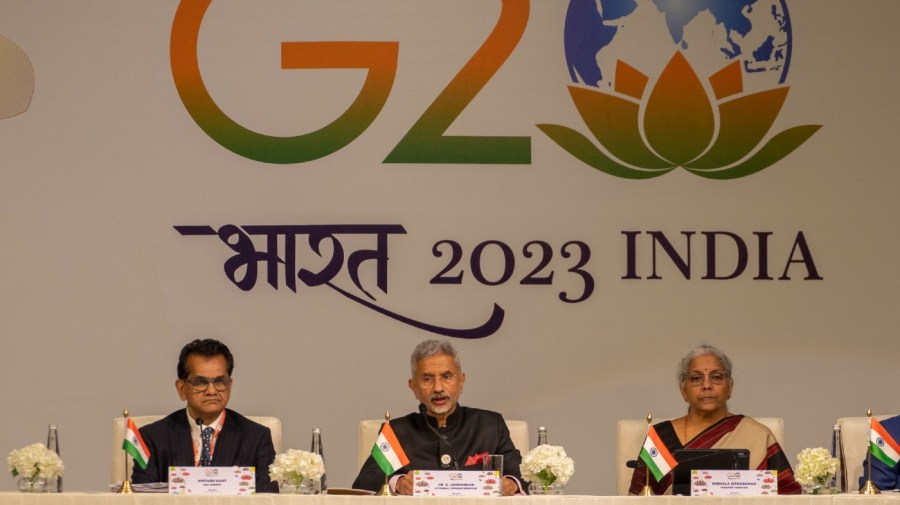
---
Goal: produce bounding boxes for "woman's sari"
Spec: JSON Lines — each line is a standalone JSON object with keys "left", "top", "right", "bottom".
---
{"left": 628, "top": 415, "right": 801, "bottom": 495}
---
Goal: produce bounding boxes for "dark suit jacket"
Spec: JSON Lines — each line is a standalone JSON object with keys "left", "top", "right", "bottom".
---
{"left": 131, "top": 408, "right": 278, "bottom": 493}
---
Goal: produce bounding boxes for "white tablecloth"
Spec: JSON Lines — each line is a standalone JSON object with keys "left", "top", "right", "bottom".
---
{"left": 2, "top": 493, "right": 900, "bottom": 505}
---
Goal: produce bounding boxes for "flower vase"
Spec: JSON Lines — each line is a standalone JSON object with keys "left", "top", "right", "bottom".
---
{"left": 802, "top": 482, "right": 836, "bottom": 495}
{"left": 529, "top": 480, "right": 564, "bottom": 495}
{"left": 17, "top": 476, "right": 48, "bottom": 493}
{"left": 280, "top": 478, "right": 316, "bottom": 495}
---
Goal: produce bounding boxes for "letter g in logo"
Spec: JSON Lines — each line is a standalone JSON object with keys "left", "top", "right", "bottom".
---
{"left": 170, "top": 0, "right": 398, "bottom": 163}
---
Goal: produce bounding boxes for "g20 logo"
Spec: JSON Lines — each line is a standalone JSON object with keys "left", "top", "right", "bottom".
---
{"left": 170, "top": 0, "right": 818, "bottom": 177}
{"left": 170, "top": 0, "right": 529, "bottom": 165}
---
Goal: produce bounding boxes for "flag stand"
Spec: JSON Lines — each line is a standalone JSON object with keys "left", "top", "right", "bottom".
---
{"left": 861, "top": 408, "right": 881, "bottom": 495}
{"left": 119, "top": 408, "right": 134, "bottom": 494}
{"left": 376, "top": 475, "right": 394, "bottom": 497}
{"left": 639, "top": 413, "right": 654, "bottom": 496}
{"left": 374, "top": 411, "right": 395, "bottom": 497}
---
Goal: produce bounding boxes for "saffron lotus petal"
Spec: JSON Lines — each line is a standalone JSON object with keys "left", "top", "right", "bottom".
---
{"left": 643, "top": 52, "right": 714, "bottom": 165}
{"left": 686, "top": 87, "right": 790, "bottom": 170}
{"left": 568, "top": 86, "right": 671, "bottom": 169}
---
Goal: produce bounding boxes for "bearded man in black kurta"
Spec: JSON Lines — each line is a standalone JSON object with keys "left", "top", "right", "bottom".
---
{"left": 352, "top": 340, "right": 524, "bottom": 495}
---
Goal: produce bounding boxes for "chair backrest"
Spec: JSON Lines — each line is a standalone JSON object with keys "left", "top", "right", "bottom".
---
{"left": 357, "top": 418, "right": 529, "bottom": 470}
{"left": 111, "top": 415, "right": 282, "bottom": 485}
{"left": 615, "top": 417, "right": 784, "bottom": 496}
{"left": 837, "top": 415, "right": 893, "bottom": 492}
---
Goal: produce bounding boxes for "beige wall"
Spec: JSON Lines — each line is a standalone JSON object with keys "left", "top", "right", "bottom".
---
{"left": 1, "top": 1, "right": 898, "bottom": 494}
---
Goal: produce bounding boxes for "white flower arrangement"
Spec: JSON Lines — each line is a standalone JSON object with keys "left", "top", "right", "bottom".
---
{"left": 7, "top": 443, "right": 64, "bottom": 485}
{"left": 519, "top": 444, "right": 574, "bottom": 491}
{"left": 268, "top": 449, "right": 325, "bottom": 488}
{"left": 795, "top": 447, "right": 838, "bottom": 489}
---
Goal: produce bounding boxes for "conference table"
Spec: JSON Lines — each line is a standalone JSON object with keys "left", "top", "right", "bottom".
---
{"left": 2, "top": 494, "right": 900, "bottom": 505}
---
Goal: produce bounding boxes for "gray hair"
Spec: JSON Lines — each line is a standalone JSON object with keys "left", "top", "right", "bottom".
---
{"left": 410, "top": 339, "right": 461, "bottom": 376}
{"left": 677, "top": 344, "right": 733, "bottom": 383}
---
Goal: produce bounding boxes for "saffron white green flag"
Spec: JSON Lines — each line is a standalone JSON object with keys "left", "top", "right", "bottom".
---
{"left": 870, "top": 418, "right": 900, "bottom": 468}
{"left": 371, "top": 421, "right": 410, "bottom": 475}
{"left": 122, "top": 418, "right": 150, "bottom": 470}
{"left": 639, "top": 425, "right": 678, "bottom": 481}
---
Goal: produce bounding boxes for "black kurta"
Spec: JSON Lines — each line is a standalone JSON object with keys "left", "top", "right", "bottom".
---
{"left": 352, "top": 405, "right": 523, "bottom": 492}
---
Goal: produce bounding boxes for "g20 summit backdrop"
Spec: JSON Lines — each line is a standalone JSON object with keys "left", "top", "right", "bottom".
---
{"left": 1, "top": 0, "right": 897, "bottom": 495}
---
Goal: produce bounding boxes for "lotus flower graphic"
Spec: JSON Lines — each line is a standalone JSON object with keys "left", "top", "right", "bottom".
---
{"left": 538, "top": 52, "right": 821, "bottom": 179}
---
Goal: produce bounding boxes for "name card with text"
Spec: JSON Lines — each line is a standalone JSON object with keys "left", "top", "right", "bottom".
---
{"left": 168, "top": 466, "right": 256, "bottom": 495}
{"left": 413, "top": 470, "right": 501, "bottom": 497}
{"left": 691, "top": 469, "right": 778, "bottom": 496}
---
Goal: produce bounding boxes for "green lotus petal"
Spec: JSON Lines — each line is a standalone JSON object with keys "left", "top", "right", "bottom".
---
{"left": 537, "top": 123, "right": 675, "bottom": 179}
{"left": 568, "top": 86, "right": 672, "bottom": 169}
{"left": 684, "top": 124, "right": 822, "bottom": 179}
{"left": 686, "top": 88, "right": 789, "bottom": 170}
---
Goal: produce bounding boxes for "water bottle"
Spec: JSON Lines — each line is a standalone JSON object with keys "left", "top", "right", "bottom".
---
{"left": 831, "top": 423, "right": 843, "bottom": 492}
{"left": 537, "top": 426, "right": 548, "bottom": 446}
{"left": 311, "top": 428, "right": 327, "bottom": 494}
{"left": 46, "top": 424, "right": 62, "bottom": 492}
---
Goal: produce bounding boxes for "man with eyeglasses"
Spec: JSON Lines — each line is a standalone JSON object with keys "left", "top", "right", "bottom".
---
{"left": 352, "top": 339, "right": 524, "bottom": 495}
{"left": 131, "top": 339, "right": 278, "bottom": 492}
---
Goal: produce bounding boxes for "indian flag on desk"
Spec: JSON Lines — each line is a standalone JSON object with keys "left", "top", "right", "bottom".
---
{"left": 870, "top": 418, "right": 900, "bottom": 468}
{"left": 372, "top": 421, "right": 410, "bottom": 475}
{"left": 122, "top": 418, "right": 150, "bottom": 470}
{"left": 639, "top": 426, "right": 678, "bottom": 481}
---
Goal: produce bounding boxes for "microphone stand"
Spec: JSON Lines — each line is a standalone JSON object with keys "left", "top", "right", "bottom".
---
{"left": 419, "top": 404, "right": 458, "bottom": 470}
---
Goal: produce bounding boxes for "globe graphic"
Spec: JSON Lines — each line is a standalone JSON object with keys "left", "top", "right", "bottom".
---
{"left": 564, "top": 0, "right": 792, "bottom": 94}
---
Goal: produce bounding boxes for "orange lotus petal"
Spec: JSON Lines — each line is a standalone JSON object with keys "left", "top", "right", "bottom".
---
{"left": 644, "top": 52, "right": 714, "bottom": 165}
{"left": 709, "top": 60, "right": 742, "bottom": 100}
{"left": 568, "top": 85, "right": 670, "bottom": 169}
{"left": 614, "top": 60, "right": 649, "bottom": 100}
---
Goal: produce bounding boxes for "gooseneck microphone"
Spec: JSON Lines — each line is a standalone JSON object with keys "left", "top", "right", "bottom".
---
{"left": 195, "top": 417, "right": 203, "bottom": 428}
{"left": 418, "top": 404, "right": 458, "bottom": 470}
{"left": 626, "top": 459, "right": 646, "bottom": 468}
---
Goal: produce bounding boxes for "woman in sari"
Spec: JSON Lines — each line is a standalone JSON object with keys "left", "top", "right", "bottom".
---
{"left": 628, "top": 344, "right": 801, "bottom": 495}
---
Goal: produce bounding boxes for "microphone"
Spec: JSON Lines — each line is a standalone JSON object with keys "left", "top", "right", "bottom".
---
{"left": 418, "top": 404, "right": 458, "bottom": 470}
{"left": 196, "top": 417, "right": 210, "bottom": 467}
{"left": 626, "top": 459, "right": 646, "bottom": 469}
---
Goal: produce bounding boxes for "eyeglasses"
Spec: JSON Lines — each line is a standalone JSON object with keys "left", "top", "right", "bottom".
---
{"left": 183, "top": 376, "right": 232, "bottom": 392}
{"left": 415, "top": 372, "right": 458, "bottom": 387}
{"left": 685, "top": 372, "right": 729, "bottom": 387}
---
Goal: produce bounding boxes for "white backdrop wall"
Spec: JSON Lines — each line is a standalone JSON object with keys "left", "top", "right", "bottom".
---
{"left": 1, "top": 0, "right": 898, "bottom": 495}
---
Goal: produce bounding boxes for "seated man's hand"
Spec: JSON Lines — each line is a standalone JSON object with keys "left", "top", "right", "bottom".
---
{"left": 502, "top": 476, "right": 519, "bottom": 496}
{"left": 396, "top": 472, "right": 414, "bottom": 495}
